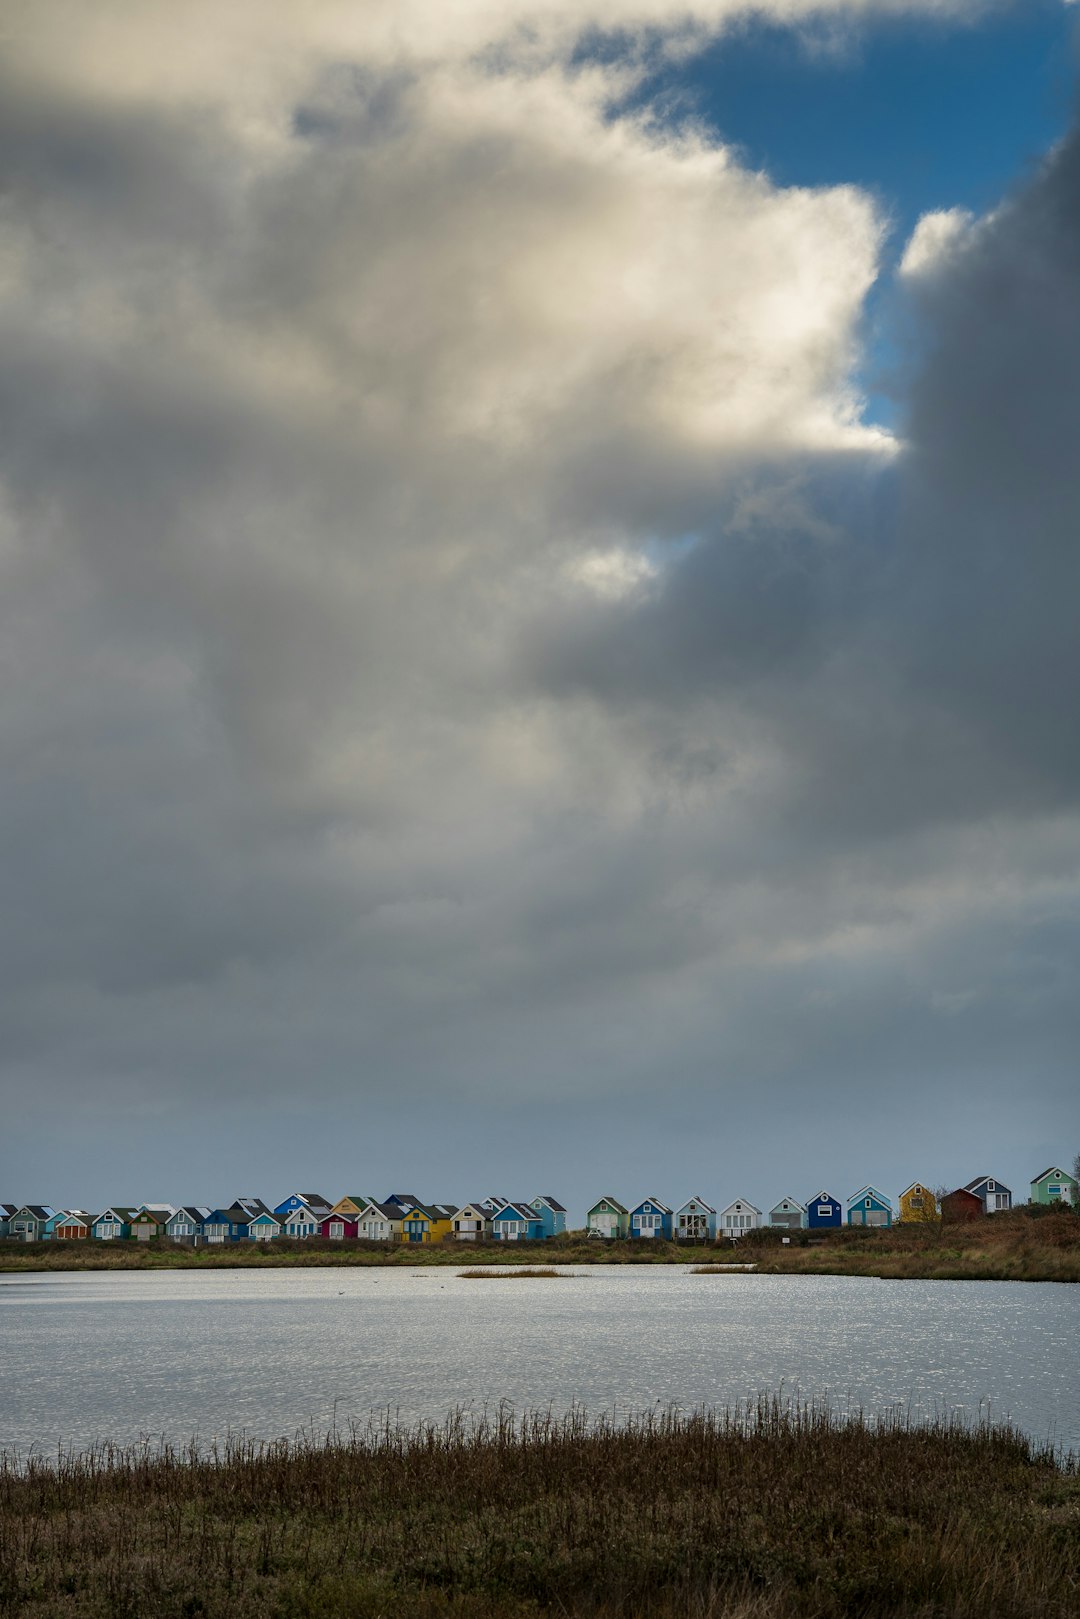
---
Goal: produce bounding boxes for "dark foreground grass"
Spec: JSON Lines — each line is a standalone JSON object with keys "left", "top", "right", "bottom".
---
{"left": 2, "top": 1402, "right": 1078, "bottom": 1619}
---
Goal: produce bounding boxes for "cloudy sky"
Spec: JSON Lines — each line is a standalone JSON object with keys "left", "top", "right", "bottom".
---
{"left": 3, "top": 0, "right": 1079, "bottom": 1220}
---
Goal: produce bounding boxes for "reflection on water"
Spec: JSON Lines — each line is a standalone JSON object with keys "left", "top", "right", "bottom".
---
{"left": 1, "top": 1266, "right": 1077, "bottom": 1454}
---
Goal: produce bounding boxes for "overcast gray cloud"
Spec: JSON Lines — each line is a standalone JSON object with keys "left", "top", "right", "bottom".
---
{"left": 2, "top": 1, "right": 1078, "bottom": 1214}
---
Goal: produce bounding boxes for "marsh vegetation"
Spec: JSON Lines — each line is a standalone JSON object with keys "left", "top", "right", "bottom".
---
{"left": 1, "top": 1400, "right": 1077, "bottom": 1618}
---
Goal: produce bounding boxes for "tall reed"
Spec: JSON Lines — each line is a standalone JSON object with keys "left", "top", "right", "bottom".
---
{"left": 1, "top": 1398, "right": 1076, "bottom": 1617}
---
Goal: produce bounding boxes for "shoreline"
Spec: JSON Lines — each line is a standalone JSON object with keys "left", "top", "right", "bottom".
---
{"left": 3, "top": 1207, "right": 1078, "bottom": 1282}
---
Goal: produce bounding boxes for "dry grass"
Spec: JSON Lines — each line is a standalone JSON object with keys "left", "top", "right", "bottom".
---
{"left": 749, "top": 1206, "right": 1080, "bottom": 1282}
{"left": 1, "top": 1400, "right": 1077, "bottom": 1619}
{"left": 0, "top": 1238, "right": 698, "bottom": 1273}
{"left": 458, "top": 1267, "right": 561, "bottom": 1279}
{"left": 691, "top": 1264, "right": 756, "bottom": 1274}
{"left": 3, "top": 1207, "right": 1079, "bottom": 1281}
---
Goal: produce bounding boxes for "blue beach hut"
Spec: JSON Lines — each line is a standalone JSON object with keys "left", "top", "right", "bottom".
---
{"left": 491, "top": 1202, "right": 546, "bottom": 1241}
{"left": 846, "top": 1187, "right": 893, "bottom": 1228}
{"left": 806, "top": 1191, "right": 842, "bottom": 1229}
{"left": 629, "top": 1197, "right": 673, "bottom": 1239}
{"left": 529, "top": 1195, "right": 567, "bottom": 1237}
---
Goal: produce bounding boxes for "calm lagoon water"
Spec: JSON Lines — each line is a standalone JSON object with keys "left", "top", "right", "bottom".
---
{"left": 1, "top": 1266, "right": 1077, "bottom": 1456}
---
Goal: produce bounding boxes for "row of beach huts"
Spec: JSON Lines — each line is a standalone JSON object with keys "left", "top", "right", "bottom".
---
{"left": 2, "top": 1167, "right": 1076, "bottom": 1245}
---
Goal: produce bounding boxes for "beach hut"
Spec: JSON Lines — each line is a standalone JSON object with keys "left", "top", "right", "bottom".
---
{"left": 1030, "top": 1167, "right": 1077, "bottom": 1206}
{"left": 964, "top": 1176, "right": 1011, "bottom": 1213}
{"left": 806, "top": 1192, "right": 843, "bottom": 1229}
{"left": 278, "top": 1202, "right": 322, "bottom": 1239}
{"left": 247, "top": 1212, "right": 281, "bottom": 1241}
{"left": 53, "top": 1211, "right": 93, "bottom": 1240}
{"left": 164, "top": 1207, "right": 211, "bottom": 1242}
{"left": 941, "top": 1187, "right": 983, "bottom": 1223}
{"left": 331, "top": 1194, "right": 377, "bottom": 1219}
{"left": 719, "top": 1199, "right": 762, "bottom": 1238}
{"left": 9, "top": 1206, "right": 56, "bottom": 1241}
{"left": 491, "top": 1202, "right": 545, "bottom": 1241}
{"left": 383, "top": 1192, "right": 424, "bottom": 1213}
{"left": 274, "top": 1192, "right": 332, "bottom": 1222}
{"left": 451, "top": 1203, "right": 495, "bottom": 1241}
{"left": 91, "top": 1207, "right": 137, "bottom": 1241}
{"left": 129, "top": 1206, "right": 175, "bottom": 1240}
{"left": 629, "top": 1197, "right": 673, "bottom": 1239}
{"left": 768, "top": 1197, "right": 807, "bottom": 1231}
{"left": 355, "top": 1201, "right": 402, "bottom": 1242}
{"left": 399, "top": 1204, "right": 454, "bottom": 1244}
{"left": 585, "top": 1197, "right": 629, "bottom": 1239}
{"left": 529, "top": 1195, "right": 567, "bottom": 1237}
{"left": 673, "top": 1196, "right": 717, "bottom": 1241}
{"left": 0, "top": 1204, "right": 18, "bottom": 1238}
{"left": 320, "top": 1213, "right": 359, "bottom": 1240}
{"left": 847, "top": 1187, "right": 893, "bottom": 1227}
{"left": 203, "top": 1206, "right": 254, "bottom": 1243}
{"left": 898, "top": 1184, "right": 938, "bottom": 1223}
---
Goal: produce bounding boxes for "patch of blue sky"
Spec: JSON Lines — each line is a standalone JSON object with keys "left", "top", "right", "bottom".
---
{"left": 603, "top": 1, "right": 1076, "bottom": 429}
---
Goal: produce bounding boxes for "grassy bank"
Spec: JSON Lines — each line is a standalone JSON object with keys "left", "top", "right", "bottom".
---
{"left": 0, "top": 1236, "right": 704, "bottom": 1272}
{"left": 748, "top": 1206, "right": 1080, "bottom": 1283}
{"left": 1, "top": 1402, "right": 1077, "bottom": 1619}
{"left": 3, "top": 1207, "right": 1078, "bottom": 1280}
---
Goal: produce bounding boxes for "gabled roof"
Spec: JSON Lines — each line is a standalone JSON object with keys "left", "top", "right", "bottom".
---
{"left": 248, "top": 1210, "right": 280, "bottom": 1224}
{"left": 231, "top": 1197, "right": 273, "bottom": 1218}
{"left": 963, "top": 1176, "right": 1011, "bottom": 1194}
{"left": 15, "top": 1205, "right": 56, "bottom": 1221}
{"left": 273, "top": 1193, "right": 331, "bottom": 1216}
{"left": 170, "top": 1206, "right": 212, "bottom": 1223}
{"left": 809, "top": 1190, "right": 840, "bottom": 1203}
{"left": 94, "top": 1207, "right": 139, "bottom": 1223}
{"left": 492, "top": 1202, "right": 538, "bottom": 1222}
{"left": 898, "top": 1184, "right": 932, "bottom": 1199}
{"left": 384, "top": 1192, "right": 422, "bottom": 1208}
{"left": 630, "top": 1196, "right": 672, "bottom": 1214}
{"left": 768, "top": 1196, "right": 807, "bottom": 1213}
{"left": 587, "top": 1195, "right": 629, "bottom": 1215}
{"left": 452, "top": 1203, "right": 494, "bottom": 1220}
{"left": 675, "top": 1195, "right": 717, "bottom": 1214}
{"left": 719, "top": 1198, "right": 762, "bottom": 1215}
{"left": 1031, "top": 1167, "right": 1076, "bottom": 1184}
{"left": 205, "top": 1206, "right": 253, "bottom": 1226}
{"left": 55, "top": 1209, "right": 93, "bottom": 1224}
{"left": 847, "top": 1186, "right": 891, "bottom": 1205}
{"left": 533, "top": 1194, "right": 566, "bottom": 1213}
{"left": 132, "top": 1205, "right": 175, "bottom": 1222}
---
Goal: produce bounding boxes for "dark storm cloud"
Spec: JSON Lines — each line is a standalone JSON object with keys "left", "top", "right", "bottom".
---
{"left": 1, "top": 2, "right": 1078, "bottom": 1210}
